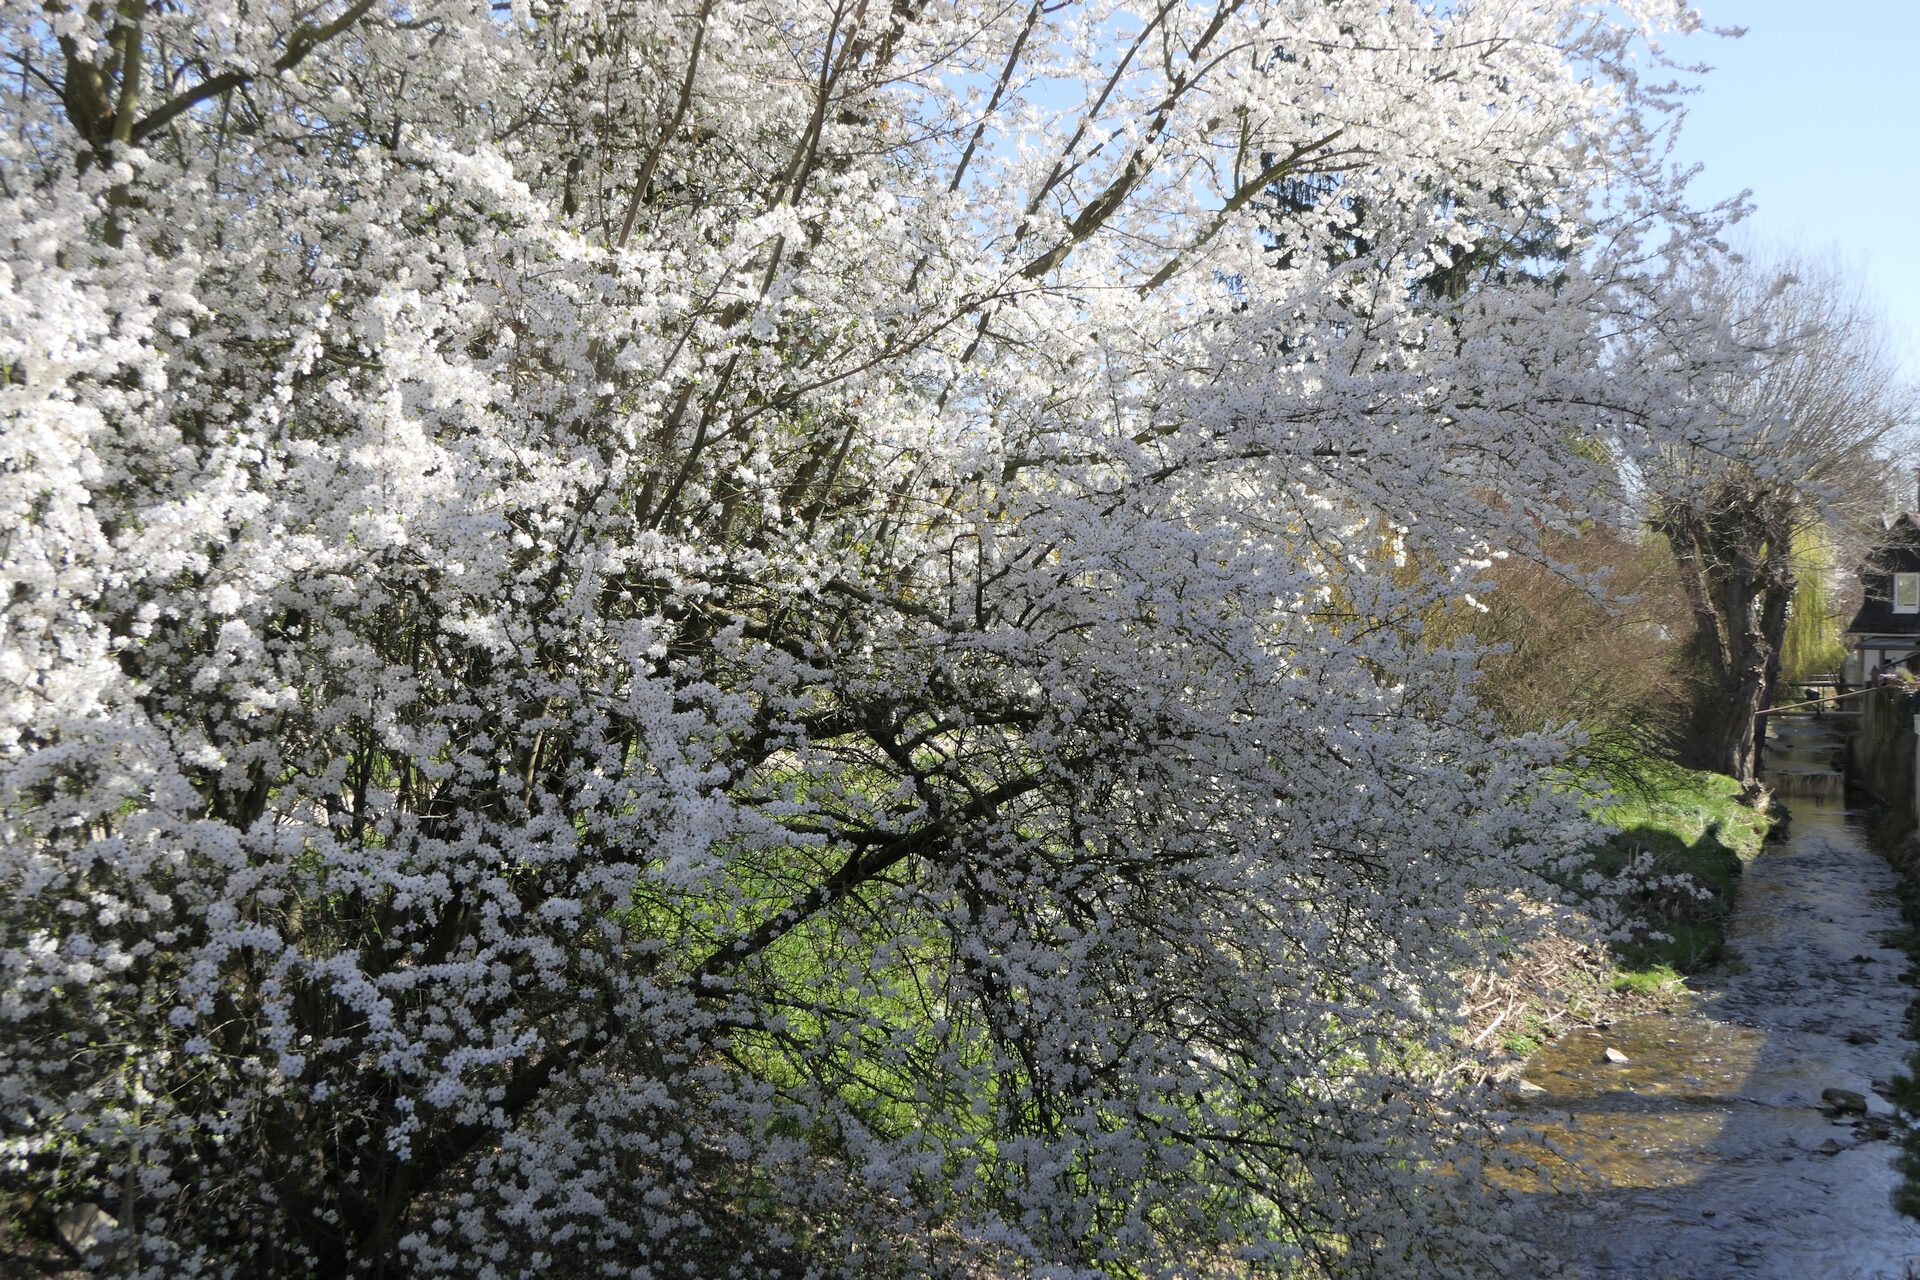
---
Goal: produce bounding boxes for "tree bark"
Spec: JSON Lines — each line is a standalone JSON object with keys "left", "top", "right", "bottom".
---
{"left": 1657, "top": 480, "right": 1797, "bottom": 791}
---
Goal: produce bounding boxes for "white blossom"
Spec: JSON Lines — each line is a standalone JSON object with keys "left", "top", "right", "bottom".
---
{"left": 0, "top": 0, "right": 1748, "bottom": 1276}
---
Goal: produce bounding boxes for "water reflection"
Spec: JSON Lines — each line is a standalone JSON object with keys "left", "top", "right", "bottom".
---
{"left": 1508, "top": 1017, "right": 1768, "bottom": 1193}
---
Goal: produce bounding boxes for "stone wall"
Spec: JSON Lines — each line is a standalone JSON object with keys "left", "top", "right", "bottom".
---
{"left": 1847, "top": 687, "right": 1919, "bottom": 832}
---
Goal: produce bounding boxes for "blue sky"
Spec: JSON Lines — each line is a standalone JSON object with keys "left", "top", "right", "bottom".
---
{"left": 1666, "top": 2, "right": 1920, "bottom": 380}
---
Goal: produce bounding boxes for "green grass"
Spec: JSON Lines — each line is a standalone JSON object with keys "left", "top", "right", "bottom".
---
{"left": 1500, "top": 1013, "right": 1549, "bottom": 1058}
{"left": 1583, "top": 756, "right": 1770, "bottom": 980}
{"left": 1594, "top": 757, "right": 1769, "bottom": 864}
{"left": 1610, "top": 962, "right": 1685, "bottom": 997}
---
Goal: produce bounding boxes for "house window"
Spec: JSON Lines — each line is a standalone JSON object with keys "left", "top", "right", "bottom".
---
{"left": 1897, "top": 573, "right": 1920, "bottom": 613}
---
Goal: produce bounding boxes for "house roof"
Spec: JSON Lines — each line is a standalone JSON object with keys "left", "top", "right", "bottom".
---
{"left": 1844, "top": 513, "right": 1920, "bottom": 637}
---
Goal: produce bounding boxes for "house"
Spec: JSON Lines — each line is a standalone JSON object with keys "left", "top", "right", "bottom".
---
{"left": 1842, "top": 511, "right": 1920, "bottom": 686}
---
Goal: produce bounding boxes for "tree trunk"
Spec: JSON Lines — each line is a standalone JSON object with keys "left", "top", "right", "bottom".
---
{"left": 1657, "top": 482, "right": 1797, "bottom": 791}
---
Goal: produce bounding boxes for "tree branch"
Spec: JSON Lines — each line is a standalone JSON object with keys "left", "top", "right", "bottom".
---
{"left": 128, "top": 0, "right": 379, "bottom": 145}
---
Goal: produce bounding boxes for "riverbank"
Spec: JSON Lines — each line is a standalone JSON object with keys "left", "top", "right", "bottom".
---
{"left": 1869, "top": 823, "right": 1920, "bottom": 1219}
{"left": 1589, "top": 759, "right": 1771, "bottom": 977}
{"left": 1504, "top": 712, "right": 1920, "bottom": 1278}
{"left": 1469, "top": 759, "right": 1771, "bottom": 1067}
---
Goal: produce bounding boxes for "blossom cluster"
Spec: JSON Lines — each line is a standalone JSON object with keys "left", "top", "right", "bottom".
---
{"left": 1, "top": 0, "right": 1740, "bottom": 1275}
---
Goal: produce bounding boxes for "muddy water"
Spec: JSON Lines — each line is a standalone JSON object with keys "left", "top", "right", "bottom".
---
{"left": 1509, "top": 713, "right": 1920, "bottom": 1278}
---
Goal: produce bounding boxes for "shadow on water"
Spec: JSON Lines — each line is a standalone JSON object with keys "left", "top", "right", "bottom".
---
{"left": 1500, "top": 713, "right": 1920, "bottom": 1279}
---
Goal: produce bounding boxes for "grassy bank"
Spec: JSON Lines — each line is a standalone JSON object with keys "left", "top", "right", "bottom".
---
{"left": 1589, "top": 758, "right": 1770, "bottom": 979}
{"left": 1477, "top": 757, "right": 1770, "bottom": 1063}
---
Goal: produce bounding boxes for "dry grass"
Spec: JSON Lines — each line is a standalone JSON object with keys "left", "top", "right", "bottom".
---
{"left": 1463, "top": 906, "right": 1693, "bottom": 1078}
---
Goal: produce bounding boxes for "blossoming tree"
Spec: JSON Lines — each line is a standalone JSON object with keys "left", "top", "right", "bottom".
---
{"left": 2, "top": 0, "right": 1734, "bottom": 1274}
{"left": 1643, "top": 253, "right": 1913, "bottom": 788}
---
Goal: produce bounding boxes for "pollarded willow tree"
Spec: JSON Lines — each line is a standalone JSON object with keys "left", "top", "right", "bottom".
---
{"left": 1640, "top": 254, "right": 1914, "bottom": 788}
{"left": 2, "top": 1, "right": 1736, "bottom": 1276}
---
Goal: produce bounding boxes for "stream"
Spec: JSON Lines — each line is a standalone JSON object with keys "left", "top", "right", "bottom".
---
{"left": 1507, "top": 711, "right": 1920, "bottom": 1278}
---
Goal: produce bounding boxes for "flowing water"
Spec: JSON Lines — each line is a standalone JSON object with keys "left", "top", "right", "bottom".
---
{"left": 1507, "top": 712, "right": 1920, "bottom": 1278}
